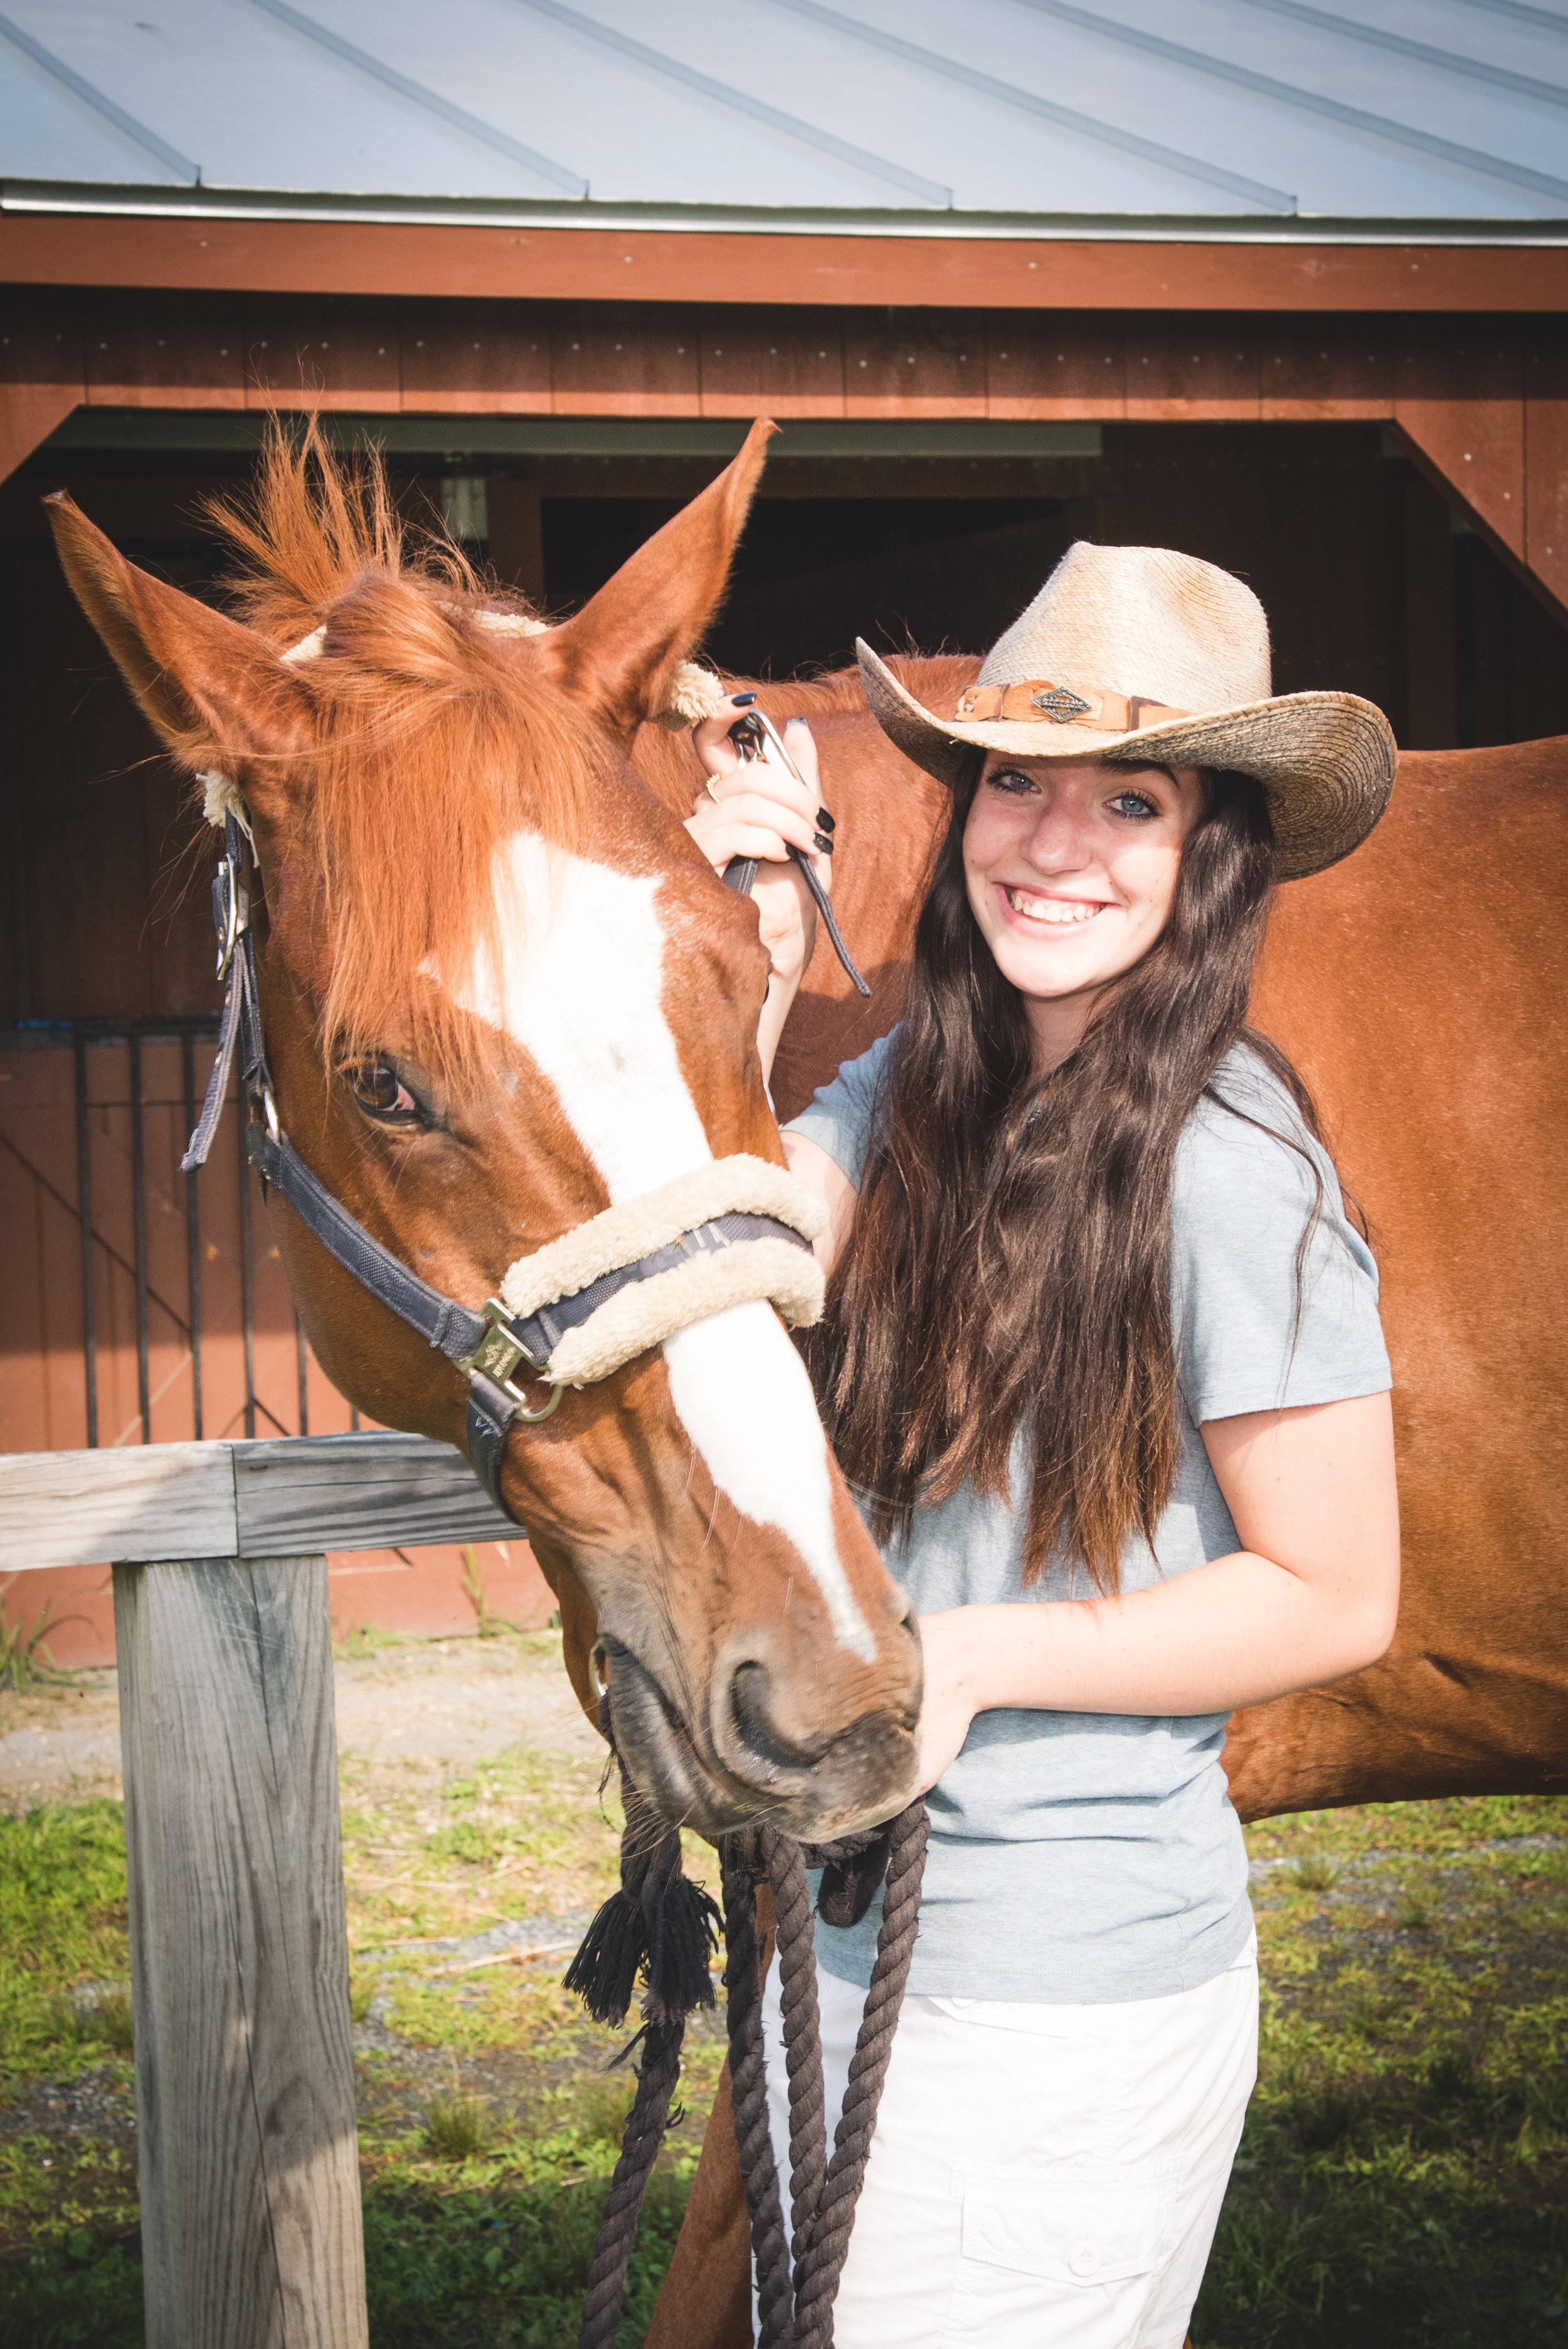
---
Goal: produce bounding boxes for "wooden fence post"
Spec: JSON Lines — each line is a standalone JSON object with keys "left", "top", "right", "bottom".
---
{"left": 113, "top": 1552, "right": 368, "bottom": 2349}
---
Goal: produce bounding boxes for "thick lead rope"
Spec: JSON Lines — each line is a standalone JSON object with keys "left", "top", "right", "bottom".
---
{"left": 790, "top": 1801, "right": 930, "bottom": 2349}
{"left": 765, "top": 1835, "right": 828, "bottom": 2303}
{"left": 723, "top": 1832, "right": 797, "bottom": 2349}
{"left": 575, "top": 2016, "right": 684, "bottom": 2349}
{"left": 718, "top": 1804, "right": 930, "bottom": 2349}
{"left": 571, "top": 1797, "right": 927, "bottom": 2349}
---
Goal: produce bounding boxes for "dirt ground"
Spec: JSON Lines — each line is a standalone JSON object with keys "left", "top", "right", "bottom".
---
{"left": 0, "top": 1631, "right": 602, "bottom": 1810}
{"left": 5, "top": 1634, "right": 1568, "bottom": 2344}
{"left": 1, "top": 1628, "right": 731, "bottom": 2171}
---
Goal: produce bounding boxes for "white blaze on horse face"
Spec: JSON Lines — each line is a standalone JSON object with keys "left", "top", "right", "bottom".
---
{"left": 457, "top": 832, "right": 876, "bottom": 1662}
{"left": 459, "top": 832, "right": 709, "bottom": 1194}
{"left": 662, "top": 1309, "right": 876, "bottom": 1661}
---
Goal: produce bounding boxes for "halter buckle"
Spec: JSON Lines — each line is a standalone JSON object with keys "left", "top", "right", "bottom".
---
{"left": 214, "top": 857, "right": 250, "bottom": 980}
{"left": 457, "top": 1299, "right": 563, "bottom": 1423}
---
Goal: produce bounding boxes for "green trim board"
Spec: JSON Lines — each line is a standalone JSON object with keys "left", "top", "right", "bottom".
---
{"left": 38, "top": 412, "right": 1104, "bottom": 462}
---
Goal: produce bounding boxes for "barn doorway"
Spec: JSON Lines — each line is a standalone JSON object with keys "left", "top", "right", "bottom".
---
{"left": 4, "top": 412, "right": 1565, "bottom": 1454}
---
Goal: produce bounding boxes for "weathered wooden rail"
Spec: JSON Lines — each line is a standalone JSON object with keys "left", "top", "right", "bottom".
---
{"left": 1, "top": 1432, "right": 521, "bottom": 2349}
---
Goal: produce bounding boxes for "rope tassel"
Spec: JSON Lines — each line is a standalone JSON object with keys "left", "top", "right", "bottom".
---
{"left": 564, "top": 1766, "right": 720, "bottom": 2030}
{"left": 568, "top": 1763, "right": 929, "bottom": 2349}
{"left": 568, "top": 1745, "right": 723, "bottom": 2349}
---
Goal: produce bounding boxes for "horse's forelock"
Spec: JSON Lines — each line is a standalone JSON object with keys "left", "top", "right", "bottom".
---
{"left": 313, "top": 571, "right": 532, "bottom": 690}
{"left": 188, "top": 426, "right": 639, "bottom": 1086}
{"left": 282, "top": 623, "right": 624, "bottom": 1093}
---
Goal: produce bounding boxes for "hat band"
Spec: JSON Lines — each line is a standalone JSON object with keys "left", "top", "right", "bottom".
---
{"left": 953, "top": 679, "right": 1193, "bottom": 732}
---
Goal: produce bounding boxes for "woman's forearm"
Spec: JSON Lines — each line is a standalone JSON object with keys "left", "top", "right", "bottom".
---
{"left": 926, "top": 1546, "right": 1397, "bottom": 1726}
{"left": 911, "top": 1396, "right": 1399, "bottom": 1792}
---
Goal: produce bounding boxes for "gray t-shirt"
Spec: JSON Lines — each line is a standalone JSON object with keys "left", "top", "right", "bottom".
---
{"left": 787, "top": 1032, "right": 1392, "bottom": 2003}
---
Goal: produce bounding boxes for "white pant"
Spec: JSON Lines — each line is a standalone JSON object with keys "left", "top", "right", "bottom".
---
{"left": 758, "top": 1936, "right": 1258, "bottom": 2349}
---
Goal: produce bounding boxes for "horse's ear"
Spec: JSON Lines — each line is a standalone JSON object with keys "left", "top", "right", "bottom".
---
{"left": 543, "top": 418, "right": 775, "bottom": 743}
{"left": 45, "top": 492, "right": 314, "bottom": 783}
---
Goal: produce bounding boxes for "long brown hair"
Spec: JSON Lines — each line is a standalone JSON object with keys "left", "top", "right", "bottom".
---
{"left": 815, "top": 755, "right": 1317, "bottom": 1592}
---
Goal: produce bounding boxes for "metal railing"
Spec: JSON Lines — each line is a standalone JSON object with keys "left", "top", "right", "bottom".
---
{"left": 2, "top": 1015, "right": 352, "bottom": 1450}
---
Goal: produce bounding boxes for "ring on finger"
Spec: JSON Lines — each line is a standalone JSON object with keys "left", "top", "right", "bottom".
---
{"left": 705, "top": 775, "right": 724, "bottom": 804}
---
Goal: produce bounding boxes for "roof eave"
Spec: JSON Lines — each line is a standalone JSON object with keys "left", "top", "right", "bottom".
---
{"left": 6, "top": 179, "right": 1568, "bottom": 247}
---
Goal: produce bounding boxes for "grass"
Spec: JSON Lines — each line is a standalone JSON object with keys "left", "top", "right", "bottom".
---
{"left": 0, "top": 1803, "right": 132, "bottom": 2087}
{"left": 421, "top": 2091, "right": 493, "bottom": 2163}
{"left": 1194, "top": 1793, "right": 1568, "bottom": 2346}
{"left": 3, "top": 1636, "right": 1564, "bottom": 2346}
{"left": 0, "top": 1585, "right": 73, "bottom": 1694}
{"left": 460, "top": 1549, "right": 517, "bottom": 1641}
{"left": 0, "top": 1630, "right": 716, "bottom": 2346}
{"left": 332, "top": 1623, "right": 401, "bottom": 1664}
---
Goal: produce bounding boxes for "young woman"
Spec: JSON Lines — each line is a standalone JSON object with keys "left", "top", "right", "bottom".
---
{"left": 684, "top": 543, "right": 1401, "bottom": 2349}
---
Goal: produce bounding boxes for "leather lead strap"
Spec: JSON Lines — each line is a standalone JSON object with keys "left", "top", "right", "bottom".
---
{"left": 247, "top": 1124, "right": 487, "bottom": 1364}
{"left": 181, "top": 815, "right": 253, "bottom": 1175}
{"left": 723, "top": 718, "right": 872, "bottom": 1000}
{"left": 466, "top": 1372, "right": 521, "bottom": 1512}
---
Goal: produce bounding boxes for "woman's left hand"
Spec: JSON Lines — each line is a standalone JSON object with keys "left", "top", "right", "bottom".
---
{"left": 913, "top": 1609, "right": 985, "bottom": 1794}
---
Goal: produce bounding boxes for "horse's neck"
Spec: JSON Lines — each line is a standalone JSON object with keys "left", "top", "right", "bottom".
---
{"left": 629, "top": 655, "right": 982, "bottom": 820}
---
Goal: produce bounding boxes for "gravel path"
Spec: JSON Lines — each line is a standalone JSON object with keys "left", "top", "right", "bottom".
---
{"left": 1, "top": 1632, "right": 613, "bottom": 2161}
{"left": 0, "top": 1634, "right": 600, "bottom": 1810}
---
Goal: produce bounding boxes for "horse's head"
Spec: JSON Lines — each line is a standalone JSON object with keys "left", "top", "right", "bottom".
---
{"left": 46, "top": 422, "right": 920, "bottom": 1839}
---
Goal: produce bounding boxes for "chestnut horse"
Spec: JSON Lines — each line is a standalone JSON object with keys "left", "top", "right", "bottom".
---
{"left": 49, "top": 428, "right": 1568, "bottom": 2341}
{"left": 45, "top": 420, "right": 924, "bottom": 1847}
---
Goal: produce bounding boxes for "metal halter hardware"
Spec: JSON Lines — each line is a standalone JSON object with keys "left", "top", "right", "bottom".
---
{"left": 185, "top": 813, "right": 814, "bottom": 1518}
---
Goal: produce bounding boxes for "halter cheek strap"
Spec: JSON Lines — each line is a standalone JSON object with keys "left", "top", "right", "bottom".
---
{"left": 184, "top": 809, "right": 826, "bottom": 1519}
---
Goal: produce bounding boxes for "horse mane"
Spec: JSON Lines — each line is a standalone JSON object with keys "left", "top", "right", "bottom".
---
{"left": 204, "top": 422, "right": 613, "bottom": 1089}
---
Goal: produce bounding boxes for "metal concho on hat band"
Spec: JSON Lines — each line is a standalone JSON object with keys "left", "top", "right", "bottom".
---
{"left": 953, "top": 679, "right": 1194, "bottom": 731}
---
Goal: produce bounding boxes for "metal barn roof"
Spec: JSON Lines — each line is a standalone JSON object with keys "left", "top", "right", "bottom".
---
{"left": 3, "top": 0, "right": 1568, "bottom": 238}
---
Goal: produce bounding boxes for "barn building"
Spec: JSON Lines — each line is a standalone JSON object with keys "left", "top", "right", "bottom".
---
{"left": 3, "top": 0, "right": 1565, "bottom": 1657}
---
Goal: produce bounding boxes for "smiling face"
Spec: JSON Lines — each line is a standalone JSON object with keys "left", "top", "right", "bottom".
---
{"left": 963, "top": 753, "right": 1206, "bottom": 1066}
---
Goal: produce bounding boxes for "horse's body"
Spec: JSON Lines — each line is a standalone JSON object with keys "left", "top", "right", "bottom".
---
{"left": 631, "top": 672, "right": 1568, "bottom": 2347}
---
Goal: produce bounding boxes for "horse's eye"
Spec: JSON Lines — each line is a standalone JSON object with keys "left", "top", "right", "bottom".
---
{"left": 344, "top": 1061, "right": 419, "bottom": 1121}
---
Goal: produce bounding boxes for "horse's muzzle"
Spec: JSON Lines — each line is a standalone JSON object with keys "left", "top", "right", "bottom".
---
{"left": 601, "top": 1635, "right": 921, "bottom": 1842}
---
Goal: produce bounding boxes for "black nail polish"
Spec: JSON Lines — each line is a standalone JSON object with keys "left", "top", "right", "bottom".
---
{"left": 784, "top": 713, "right": 807, "bottom": 728}
{"left": 814, "top": 831, "right": 834, "bottom": 855}
{"left": 816, "top": 807, "right": 836, "bottom": 834}
{"left": 731, "top": 690, "right": 757, "bottom": 707}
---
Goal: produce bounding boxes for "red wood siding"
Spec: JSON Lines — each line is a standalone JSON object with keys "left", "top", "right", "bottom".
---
{"left": 5, "top": 213, "right": 1568, "bottom": 314}
{"left": 4, "top": 292, "right": 1565, "bottom": 615}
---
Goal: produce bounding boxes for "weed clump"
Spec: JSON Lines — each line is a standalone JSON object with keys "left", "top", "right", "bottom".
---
{"left": 89, "top": 1990, "right": 134, "bottom": 2054}
{"left": 0, "top": 1582, "right": 73, "bottom": 1691}
{"left": 421, "top": 2091, "right": 492, "bottom": 2163}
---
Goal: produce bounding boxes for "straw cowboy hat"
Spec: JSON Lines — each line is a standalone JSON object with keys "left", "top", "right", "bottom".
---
{"left": 857, "top": 542, "right": 1396, "bottom": 879}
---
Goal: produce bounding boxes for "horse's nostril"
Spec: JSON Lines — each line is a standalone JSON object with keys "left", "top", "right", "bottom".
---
{"left": 730, "top": 1661, "right": 830, "bottom": 1774}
